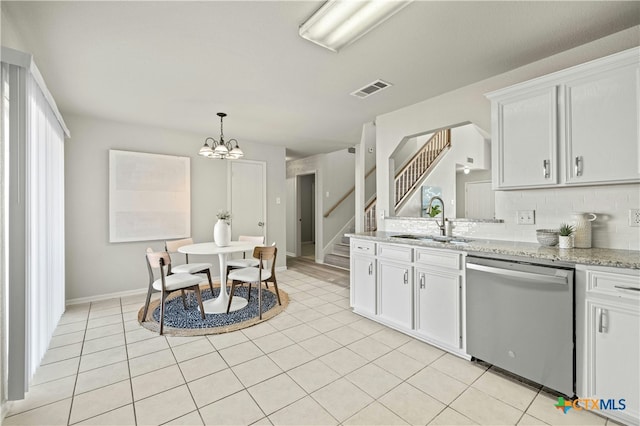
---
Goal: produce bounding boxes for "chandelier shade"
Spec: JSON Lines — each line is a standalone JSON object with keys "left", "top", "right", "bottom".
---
{"left": 199, "top": 112, "right": 244, "bottom": 160}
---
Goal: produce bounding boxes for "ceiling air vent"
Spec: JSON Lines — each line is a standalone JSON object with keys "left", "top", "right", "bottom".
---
{"left": 351, "top": 79, "right": 392, "bottom": 99}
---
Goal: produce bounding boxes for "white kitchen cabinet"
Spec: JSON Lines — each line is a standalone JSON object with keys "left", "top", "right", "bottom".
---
{"left": 378, "top": 259, "right": 413, "bottom": 329}
{"left": 487, "top": 47, "right": 639, "bottom": 190}
{"left": 350, "top": 239, "right": 376, "bottom": 316}
{"left": 415, "top": 267, "right": 461, "bottom": 350}
{"left": 491, "top": 86, "right": 558, "bottom": 189}
{"left": 576, "top": 265, "right": 640, "bottom": 426}
{"left": 563, "top": 63, "right": 639, "bottom": 184}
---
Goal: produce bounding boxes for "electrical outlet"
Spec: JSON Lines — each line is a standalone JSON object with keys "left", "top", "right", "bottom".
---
{"left": 517, "top": 210, "right": 535, "bottom": 225}
{"left": 629, "top": 209, "right": 640, "bottom": 227}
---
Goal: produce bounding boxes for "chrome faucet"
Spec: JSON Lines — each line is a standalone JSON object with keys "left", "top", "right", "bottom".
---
{"left": 427, "top": 196, "right": 446, "bottom": 236}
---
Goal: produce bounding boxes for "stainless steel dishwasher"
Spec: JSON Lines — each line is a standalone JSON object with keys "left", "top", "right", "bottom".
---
{"left": 466, "top": 255, "right": 575, "bottom": 397}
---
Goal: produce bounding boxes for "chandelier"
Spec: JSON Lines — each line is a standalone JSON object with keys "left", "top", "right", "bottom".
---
{"left": 198, "top": 112, "right": 244, "bottom": 159}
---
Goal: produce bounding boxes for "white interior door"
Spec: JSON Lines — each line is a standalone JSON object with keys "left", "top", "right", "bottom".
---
{"left": 465, "top": 181, "right": 495, "bottom": 219}
{"left": 228, "top": 160, "right": 267, "bottom": 241}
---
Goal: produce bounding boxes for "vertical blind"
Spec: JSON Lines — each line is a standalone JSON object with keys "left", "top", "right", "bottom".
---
{"left": 2, "top": 48, "right": 68, "bottom": 399}
{"left": 25, "top": 71, "right": 66, "bottom": 380}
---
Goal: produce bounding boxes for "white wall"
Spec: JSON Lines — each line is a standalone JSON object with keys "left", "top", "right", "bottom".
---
{"left": 377, "top": 27, "right": 640, "bottom": 250}
{"left": 64, "top": 114, "right": 287, "bottom": 302}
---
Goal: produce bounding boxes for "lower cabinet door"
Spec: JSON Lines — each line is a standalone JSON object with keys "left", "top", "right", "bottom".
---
{"left": 415, "top": 268, "right": 461, "bottom": 349}
{"left": 351, "top": 255, "right": 376, "bottom": 315}
{"left": 378, "top": 260, "right": 413, "bottom": 328}
{"left": 587, "top": 300, "right": 639, "bottom": 422}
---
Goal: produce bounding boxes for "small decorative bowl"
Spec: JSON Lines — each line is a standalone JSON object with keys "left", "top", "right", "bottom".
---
{"left": 536, "top": 229, "right": 559, "bottom": 246}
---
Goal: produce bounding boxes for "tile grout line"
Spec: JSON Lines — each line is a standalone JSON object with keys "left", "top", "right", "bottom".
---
{"left": 119, "top": 296, "right": 139, "bottom": 426}
{"left": 65, "top": 303, "right": 91, "bottom": 426}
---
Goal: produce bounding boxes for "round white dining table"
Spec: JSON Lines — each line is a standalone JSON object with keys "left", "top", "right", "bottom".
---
{"left": 178, "top": 241, "right": 258, "bottom": 314}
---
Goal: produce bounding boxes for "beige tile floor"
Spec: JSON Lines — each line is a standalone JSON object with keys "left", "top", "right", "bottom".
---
{"left": 4, "top": 269, "right": 621, "bottom": 426}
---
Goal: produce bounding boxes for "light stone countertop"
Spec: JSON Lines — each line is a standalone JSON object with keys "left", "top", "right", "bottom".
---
{"left": 346, "top": 231, "right": 640, "bottom": 270}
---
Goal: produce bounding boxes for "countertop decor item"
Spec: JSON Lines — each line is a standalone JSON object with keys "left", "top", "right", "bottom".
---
{"left": 214, "top": 210, "right": 231, "bottom": 247}
{"left": 558, "top": 223, "right": 575, "bottom": 249}
{"left": 572, "top": 212, "right": 597, "bottom": 248}
{"left": 536, "top": 229, "right": 559, "bottom": 246}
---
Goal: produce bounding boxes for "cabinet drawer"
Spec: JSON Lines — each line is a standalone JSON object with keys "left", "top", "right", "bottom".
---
{"left": 378, "top": 244, "right": 412, "bottom": 262}
{"left": 415, "top": 248, "right": 461, "bottom": 270}
{"left": 351, "top": 239, "right": 376, "bottom": 256}
{"left": 587, "top": 269, "right": 640, "bottom": 300}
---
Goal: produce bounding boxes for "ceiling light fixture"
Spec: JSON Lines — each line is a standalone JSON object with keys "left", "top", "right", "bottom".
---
{"left": 198, "top": 112, "right": 244, "bottom": 160}
{"left": 299, "top": 0, "right": 413, "bottom": 52}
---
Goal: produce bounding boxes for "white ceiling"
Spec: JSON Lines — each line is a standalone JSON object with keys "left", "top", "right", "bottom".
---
{"left": 3, "top": 1, "right": 639, "bottom": 159}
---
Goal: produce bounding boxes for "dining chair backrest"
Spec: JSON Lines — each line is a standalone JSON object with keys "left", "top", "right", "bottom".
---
{"left": 239, "top": 235, "right": 265, "bottom": 244}
{"left": 146, "top": 250, "right": 171, "bottom": 270}
{"left": 252, "top": 245, "right": 276, "bottom": 262}
{"left": 165, "top": 237, "right": 194, "bottom": 253}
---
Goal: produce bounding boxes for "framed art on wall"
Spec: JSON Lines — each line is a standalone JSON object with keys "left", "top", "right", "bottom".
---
{"left": 109, "top": 150, "right": 190, "bottom": 243}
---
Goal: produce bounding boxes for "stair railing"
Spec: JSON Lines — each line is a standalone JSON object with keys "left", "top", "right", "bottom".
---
{"left": 324, "top": 166, "right": 376, "bottom": 218}
{"left": 364, "top": 128, "right": 451, "bottom": 232}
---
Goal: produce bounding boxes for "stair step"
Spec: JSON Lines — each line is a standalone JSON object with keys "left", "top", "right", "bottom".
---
{"left": 333, "top": 243, "right": 350, "bottom": 256}
{"left": 324, "top": 253, "right": 350, "bottom": 270}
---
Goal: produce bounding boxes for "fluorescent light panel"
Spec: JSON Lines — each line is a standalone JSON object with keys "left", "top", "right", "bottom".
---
{"left": 299, "top": 0, "right": 413, "bottom": 52}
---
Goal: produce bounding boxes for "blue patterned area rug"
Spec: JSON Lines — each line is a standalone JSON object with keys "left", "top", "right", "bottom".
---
{"left": 137, "top": 284, "right": 289, "bottom": 336}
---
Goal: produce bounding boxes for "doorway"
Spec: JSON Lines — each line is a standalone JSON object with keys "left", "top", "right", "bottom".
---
{"left": 296, "top": 173, "right": 316, "bottom": 259}
{"left": 465, "top": 180, "right": 495, "bottom": 219}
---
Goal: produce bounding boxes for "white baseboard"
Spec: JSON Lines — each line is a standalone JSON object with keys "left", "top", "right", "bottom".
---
{"left": 286, "top": 251, "right": 296, "bottom": 257}
{"left": 65, "top": 287, "right": 148, "bottom": 306}
{"left": 65, "top": 269, "right": 288, "bottom": 306}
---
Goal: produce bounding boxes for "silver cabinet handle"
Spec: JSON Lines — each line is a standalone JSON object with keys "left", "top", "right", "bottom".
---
{"left": 543, "top": 160, "right": 550, "bottom": 179}
{"left": 614, "top": 285, "right": 640, "bottom": 292}
{"left": 357, "top": 246, "right": 369, "bottom": 251}
{"left": 420, "top": 274, "right": 425, "bottom": 289}
{"left": 403, "top": 270, "right": 408, "bottom": 284}
{"left": 598, "top": 308, "right": 608, "bottom": 333}
{"left": 575, "top": 156, "right": 583, "bottom": 177}
{"left": 368, "top": 263, "right": 373, "bottom": 275}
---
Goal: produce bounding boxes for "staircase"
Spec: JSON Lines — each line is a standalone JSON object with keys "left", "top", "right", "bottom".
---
{"left": 365, "top": 128, "right": 451, "bottom": 231}
{"left": 324, "top": 235, "right": 351, "bottom": 270}
{"left": 323, "top": 128, "right": 452, "bottom": 271}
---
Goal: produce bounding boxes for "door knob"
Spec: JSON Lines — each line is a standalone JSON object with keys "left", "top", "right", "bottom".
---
{"left": 258, "top": 221, "right": 265, "bottom": 227}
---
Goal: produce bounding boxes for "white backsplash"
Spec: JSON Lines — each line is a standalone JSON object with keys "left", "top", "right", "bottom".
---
{"left": 383, "top": 183, "right": 640, "bottom": 251}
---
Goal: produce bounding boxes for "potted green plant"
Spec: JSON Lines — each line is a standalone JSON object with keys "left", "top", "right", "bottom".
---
{"left": 558, "top": 223, "right": 574, "bottom": 249}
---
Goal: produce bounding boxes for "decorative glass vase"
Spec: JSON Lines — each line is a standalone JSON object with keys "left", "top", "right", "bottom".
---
{"left": 214, "top": 219, "right": 231, "bottom": 247}
{"left": 558, "top": 235, "right": 574, "bottom": 249}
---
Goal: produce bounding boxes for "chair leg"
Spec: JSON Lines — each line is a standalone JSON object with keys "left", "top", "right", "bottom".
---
{"left": 160, "top": 292, "right": 167, "bottom": 335}
{"left": 258, "top": 281, "right": 262, "bottom": 320}
{"left": 226, "top": 282, "right": 237, "bottom": 314}
{"left": 205, "top": 269, "right": 214, "bottom": 296}
{"left": 142, "top": 282, "right": 154, "bottom": 321}
{"left": 247, "top": 281, "right": 252, "bottom": 302}
{"left": 194, "top": 285, "right": 205, "bottom": 320}
{"left": 181, "top": 290, "right": 187, "bottom": 309}
{"left": 272, "top": 277, "right": 282, "bottom": 306}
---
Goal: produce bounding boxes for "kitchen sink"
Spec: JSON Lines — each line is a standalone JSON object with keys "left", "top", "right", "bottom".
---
{"left": 391, "top": 234, "right": 473, "bottom": 244}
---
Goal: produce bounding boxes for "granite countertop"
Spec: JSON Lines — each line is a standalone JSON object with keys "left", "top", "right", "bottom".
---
{"left": 346, "top": 231, "right": 640, "bottom": 270}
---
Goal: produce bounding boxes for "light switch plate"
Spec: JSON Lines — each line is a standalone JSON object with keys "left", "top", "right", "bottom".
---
{"left": 629, "top": 209, "right": 640, "bottom": 227}
{"left": 517, "top": 210, "right": 535, "bottom": 225}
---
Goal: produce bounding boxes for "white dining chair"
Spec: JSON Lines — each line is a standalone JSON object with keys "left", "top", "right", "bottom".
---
{"left": 226, "top": 244, "right": 281, "bottom": 319}
{"left": 165, "top": 238, "right": 214, "bottom": 295}
{"left": 226, "top": 235, "right": 265, "bottom": 274}
{"left": 142, "top": 248, "right": 206, "bottom": 335}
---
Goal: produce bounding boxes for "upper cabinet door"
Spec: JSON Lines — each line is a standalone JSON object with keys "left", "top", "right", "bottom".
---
{"left": 563, "top": 64, "right": 640, "bottom": 184}
{"left": 492, "top": 86, "right": 558, "bottom": 189}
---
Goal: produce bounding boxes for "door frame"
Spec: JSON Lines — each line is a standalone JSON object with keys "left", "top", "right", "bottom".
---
{"left": 227, "top": 159, "right": 267, "bottom": 240}
{"left": 295, "top": 171, "right": 321, "bottom": 259}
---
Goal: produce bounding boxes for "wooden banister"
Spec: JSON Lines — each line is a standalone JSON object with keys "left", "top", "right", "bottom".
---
{"left": 324, "top": 167, "right": 376, "bottom": 218}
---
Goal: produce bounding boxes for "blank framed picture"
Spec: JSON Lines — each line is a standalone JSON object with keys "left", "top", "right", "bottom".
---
{"left": 109, "top": 150, "right": 190, "bottom": 243}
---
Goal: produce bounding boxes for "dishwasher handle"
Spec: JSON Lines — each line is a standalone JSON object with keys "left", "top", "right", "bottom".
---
{"left": 466, "top": 262, "right": 569, "bottom": 286}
